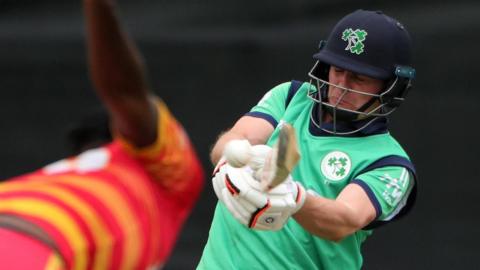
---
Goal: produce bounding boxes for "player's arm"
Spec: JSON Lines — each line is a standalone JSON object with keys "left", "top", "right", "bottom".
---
{"left": 83, "top": 0, "right": 156, "bottom": 147}
{"left": 210, "top": 116, "right": 274, "bottom": 164}
{"left": 293, "top": 184, "right": 376, "bottom": 242}
{"left": 294, "top": 166, "right": 414, "bottom": 242}
{"left": 210, "top": 81, "right": 295, "bottom": 165}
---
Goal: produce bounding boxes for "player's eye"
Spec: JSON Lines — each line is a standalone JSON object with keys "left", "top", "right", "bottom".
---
{"left": 354, "top": 75, "right": 365, "bottom": 82}
{"left": 333, "top": 67, "right": 344, "bottom": 73}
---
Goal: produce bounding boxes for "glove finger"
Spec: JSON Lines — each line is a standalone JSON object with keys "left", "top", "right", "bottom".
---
{"left": 212, "top": 173, "right": 224, "bottom": 201}
{"left": 235, "top": 196, "right": 259, "bottom": 213}
{"left": 228, "top": 195, "right": 255, "bottom": 221}
{"left": 242, "top": 189, "right": 268, "bottom": 208}
{"left": 248, "top": 145, "right": 272, "bottom": 172}
{"left": 212, "top": 157, "right": 228, "bottom": 176}
{"left": 226, "top": 164, "right": 262, "bottom": 190}
{"left": 221, "top": 189, "right": 249, "bottom": 225}
{"left": 224, "top": 167, "right": 247, "bottom": 195}
{"left": 268, "top": 197, "right": 290, "bottom": 211}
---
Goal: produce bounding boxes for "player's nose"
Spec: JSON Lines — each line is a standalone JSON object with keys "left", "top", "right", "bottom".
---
{"left": 333, "top": 72, "right": 352, "bottom": 90}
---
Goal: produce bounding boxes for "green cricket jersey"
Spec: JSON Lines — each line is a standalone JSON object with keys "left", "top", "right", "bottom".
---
{"left": 198, "top": 81, "right": 417, "bottom": 270}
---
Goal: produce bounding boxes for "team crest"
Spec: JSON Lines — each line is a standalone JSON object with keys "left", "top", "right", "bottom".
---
{"left": 321, "top": 151, "right": 351, "bottom": 181}
{"left": 341, "top": 28, "right": 368, "bottom": 55}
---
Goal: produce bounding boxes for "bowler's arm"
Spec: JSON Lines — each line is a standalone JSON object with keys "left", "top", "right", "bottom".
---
{"left": 84, "top": 0, "right": 156, "bottom": 147}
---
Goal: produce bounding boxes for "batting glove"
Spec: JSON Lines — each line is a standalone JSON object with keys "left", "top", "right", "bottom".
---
{"left": 212, "top": 160, "right": 305, "bottom": 231}
{"left": 212, "top": 143, "right": 271, "bottom": 198}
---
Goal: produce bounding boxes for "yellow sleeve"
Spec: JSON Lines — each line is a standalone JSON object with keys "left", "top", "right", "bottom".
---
{"left": 114, "top": 98, "right": 202, "bottom": 191}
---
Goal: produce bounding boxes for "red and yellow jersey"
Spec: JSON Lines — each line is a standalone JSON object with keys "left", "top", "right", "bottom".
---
{"left": 0, "top": 100, "right": 204, "bottom": 270}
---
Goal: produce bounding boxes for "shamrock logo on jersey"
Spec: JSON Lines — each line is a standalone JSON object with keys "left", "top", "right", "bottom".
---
{"left": 321, "top": 151, "right": 352, "bottom": 181}
{"left": 341, "top": 28, "right": 368, "bottom": 55}
{"left": 328, "top": 157, "right": 348, "bottom": 177}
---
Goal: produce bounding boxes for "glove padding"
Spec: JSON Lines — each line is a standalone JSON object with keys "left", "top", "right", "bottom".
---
{"left": 212, "top": 156, "right": 305, "bottom": 231}
{"left": 212, "top": 144, "right": 271, "bottom": 199}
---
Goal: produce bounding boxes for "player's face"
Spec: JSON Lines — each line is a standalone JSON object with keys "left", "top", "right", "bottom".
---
{"left": 327, "top": 66, "right": 384, "bottom": 111}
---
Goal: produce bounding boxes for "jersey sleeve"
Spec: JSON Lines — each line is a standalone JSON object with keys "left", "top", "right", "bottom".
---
{"left": 351, "top": 166, "right": 415, "bottom": 222}
{"left": 0, "top": 227, "right": 65, "bottom": 270}
{"left": 245, "top": 82, "right": 291, "bottom": 128}
{"left": 114, "top": 98, "right": 204, "bottom": 193}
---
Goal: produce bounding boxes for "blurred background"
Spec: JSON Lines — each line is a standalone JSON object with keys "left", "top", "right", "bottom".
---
{"left": 0, "top": 0, "right": 479, "bottom": 269}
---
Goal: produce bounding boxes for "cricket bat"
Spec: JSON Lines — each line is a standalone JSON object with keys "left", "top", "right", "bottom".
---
{"left": 260, "top": 123, "right": 300, "bottom": 191}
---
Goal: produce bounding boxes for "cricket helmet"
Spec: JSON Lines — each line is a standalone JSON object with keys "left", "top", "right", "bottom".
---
{"left": 308, "top": 9, "right": 415, "bottom": 134}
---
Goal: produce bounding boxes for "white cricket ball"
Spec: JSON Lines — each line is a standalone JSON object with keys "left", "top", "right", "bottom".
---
{"left": 224, "top": 140, "right": 252, "bottom": 168}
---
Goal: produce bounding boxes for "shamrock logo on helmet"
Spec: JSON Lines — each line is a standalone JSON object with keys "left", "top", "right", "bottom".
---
{"left": 341, "top": 28, "right": 368, "bottom": 55}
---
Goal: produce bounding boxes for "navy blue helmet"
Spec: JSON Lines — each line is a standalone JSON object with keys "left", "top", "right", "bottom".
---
{"left": 308, "top": 10, "right": 416, "bottom": 134}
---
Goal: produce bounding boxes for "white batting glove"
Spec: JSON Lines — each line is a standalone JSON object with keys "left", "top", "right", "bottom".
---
{"left": 213, "top": 141, "right": 272, "bottom": 200}
{"left": 212, "top": 161, "right": 306, "bottom": 230}
{"left": 212, "top": 156, "right": 228, "bottom": 200}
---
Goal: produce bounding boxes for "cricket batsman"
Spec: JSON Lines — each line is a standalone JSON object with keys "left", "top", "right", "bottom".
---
{"left": 198, "top": 9, "right": 417, "bottom": 269}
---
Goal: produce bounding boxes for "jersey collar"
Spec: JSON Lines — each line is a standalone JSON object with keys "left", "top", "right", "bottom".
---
{"left": 309, "top": 103, "right": 389, "bottom": 137}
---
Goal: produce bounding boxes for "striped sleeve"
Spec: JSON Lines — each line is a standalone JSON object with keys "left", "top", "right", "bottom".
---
{"left": 0, "top": 227, "right": 65, "bottom": 270}
{"left": 0, "top": 170, "right": 151, "bottom": 270}
{"left": 114, "top": 99, "right": 204, "bottom": 193}
{"left": 0, "top": 98, "right": 205, "bottom": 269}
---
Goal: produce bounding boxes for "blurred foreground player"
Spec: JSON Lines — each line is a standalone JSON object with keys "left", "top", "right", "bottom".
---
{"left": 0, "top": 0, "right": 204, "bottom": 269}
